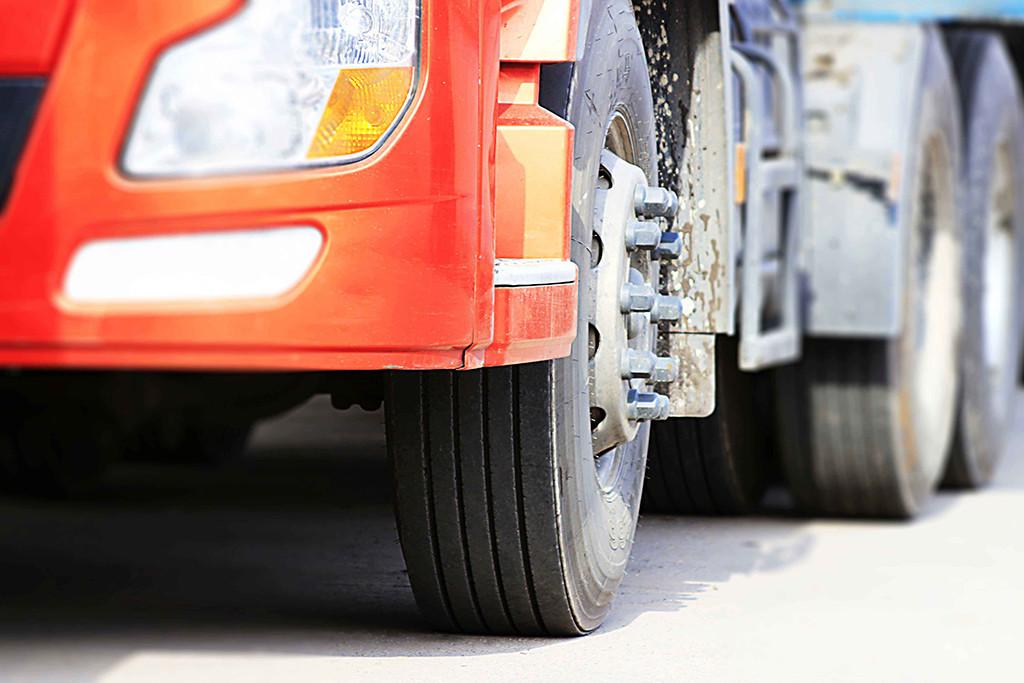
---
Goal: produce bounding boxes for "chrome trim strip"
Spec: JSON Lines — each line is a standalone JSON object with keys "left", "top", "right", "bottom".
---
{"left": 493, "top": 259, "right": 577, "bottom": 287}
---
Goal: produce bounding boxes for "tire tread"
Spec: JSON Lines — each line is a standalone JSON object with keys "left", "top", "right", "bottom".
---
{"left": 387, "top": 366, "right": 577, "bottom": 636}
{"left": 643, "top": 337, "right": 765, "bottom": 516}
{"left": 778, "top": 340, "right": 914, "bottom": 518}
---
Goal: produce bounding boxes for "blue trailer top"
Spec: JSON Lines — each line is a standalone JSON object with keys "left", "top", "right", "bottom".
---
{"left": 802, "top": 1, "right": 1024, "bottom": 23}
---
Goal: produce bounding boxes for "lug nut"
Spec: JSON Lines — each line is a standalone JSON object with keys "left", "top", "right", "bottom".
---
{"left": 625, "top": 220, "right": 663, "bottom": 251}
{"left": 652, "top": 356, "right": 678, "bottom": 383}
{"left": 627, "top": 390, "right": 671, "bottom": 421}
{"left": 621, "top": 351, "right": 678, "bottom": 383}
{"left": 650, "top": 295, "right": 684, "bottom": 323}
{"left": 621, "top": 282, "right": 656, "bottom": 314}
{"left": 655, "top": 231, "right": 683, "bottom": 260}
{"left": 622, "top": 350, "right": 657, "bottom": 379}
{"left": 634, "top": 185, "right": 679, "bottom": 221}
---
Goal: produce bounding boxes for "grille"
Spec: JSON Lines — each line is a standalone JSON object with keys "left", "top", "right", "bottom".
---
{"left": 0, "top": 78, "right": 44, "bottom": 212}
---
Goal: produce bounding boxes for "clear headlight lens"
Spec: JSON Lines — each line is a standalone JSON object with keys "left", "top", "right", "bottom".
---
{"left": 123, "top": 0, "right": 419, "bottom": 177}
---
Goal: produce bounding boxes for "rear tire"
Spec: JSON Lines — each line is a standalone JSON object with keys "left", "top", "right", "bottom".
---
{"left": 776, "top": 32, "right": 963, "bottom": 518}
{"left": 387, "top": 0, "right": 658, "bottom": 635}
{"left": 644, "top": 335, "right": 765, "bottom": 514}
{"left": 943, "top": 31, "right": 1024, "bottom": 488}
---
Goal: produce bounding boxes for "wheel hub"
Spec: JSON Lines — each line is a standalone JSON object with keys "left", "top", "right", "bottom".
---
{"left": 589, "top": 149, "right": 682, "bottom": 457}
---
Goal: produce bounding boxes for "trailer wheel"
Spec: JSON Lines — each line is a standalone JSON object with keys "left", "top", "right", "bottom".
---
{"left": 943, "top": 32, "right": 1024, "bottom": 488}
{"left": 776, "top": 33, "right": 963, "bottom": 518}
{"left": 387, "top": 0, "right": 664, "bottom": 635}
{"left": 644, "top": 335, "right": 765, "bottom": 514}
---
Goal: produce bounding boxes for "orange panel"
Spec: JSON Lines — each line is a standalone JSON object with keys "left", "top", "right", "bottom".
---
{"left": 0, "top": 0, "right": 76, "bottom": 74}
{"left": 500, "top": 0, "right": 580, "bottom": 62}
{"left": 734, "top": 142, "right": 747, "bottom": 205}
{"left": 495, "top": 103, "right": 573, "bottom": 260}
{"left": 498, "top": 63, "right": 541, "bottom": 104}
{"left": 483, "top": 282, "right": 577, "bottom": 366}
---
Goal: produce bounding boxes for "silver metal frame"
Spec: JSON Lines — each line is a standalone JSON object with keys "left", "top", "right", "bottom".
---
{"left": 801, "top": 22, "right": 927, "bottom": 337}
{"left": 730, "top": 36, "right": 804, "bottom": 370}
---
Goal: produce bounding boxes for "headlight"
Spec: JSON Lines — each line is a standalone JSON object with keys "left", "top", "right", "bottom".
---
{"left": 123, "top": 0, "right": 420, "bottom": 177}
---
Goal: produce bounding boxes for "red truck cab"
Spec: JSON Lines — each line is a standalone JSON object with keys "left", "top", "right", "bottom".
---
{"left": 0, "top": 0, "right": 575, "bottom": 372}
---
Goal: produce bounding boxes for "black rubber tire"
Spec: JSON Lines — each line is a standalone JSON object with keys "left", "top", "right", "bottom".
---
{"left": 644, "top": 335, "right": 765, "bottom": 514}
{"left": 386, "top": 0, "right": 656, "bottom": 636}
{"left": 776, "top": 31, "right": 963, "bottom": 519}
{"left": 943, "top": 31, "right": 1024, "bottom": 488}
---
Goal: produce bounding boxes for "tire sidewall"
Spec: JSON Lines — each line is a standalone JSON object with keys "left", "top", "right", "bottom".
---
{"left": 953, "top": 33, "right": 1024, "bottom": 485}
{"left": 891, "top": 29, "right": 964, "bottom": 510}
{"left": 552, "top": 0, "right": 658, "bottom": 631}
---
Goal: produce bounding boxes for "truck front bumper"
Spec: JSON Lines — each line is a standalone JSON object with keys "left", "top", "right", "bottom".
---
{"left": 0, "top": 0, "right": 576, "bottom": 372}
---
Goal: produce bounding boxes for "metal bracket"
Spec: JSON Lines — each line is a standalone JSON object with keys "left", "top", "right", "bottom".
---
{"left": 800, "top": 23, "right": 927, "bottom": 337}
{"left": 730, "top": 34, "right": 804, "bottom": 371}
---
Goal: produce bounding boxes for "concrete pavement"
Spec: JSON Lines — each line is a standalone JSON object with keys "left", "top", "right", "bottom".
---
{"left": 0, "top": 396, "right": 1022, "bottom": 682}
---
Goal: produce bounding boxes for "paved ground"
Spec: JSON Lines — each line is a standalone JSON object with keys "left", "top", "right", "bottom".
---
{"left": 1, "top": 396, "right": 1022, "bottom": 682}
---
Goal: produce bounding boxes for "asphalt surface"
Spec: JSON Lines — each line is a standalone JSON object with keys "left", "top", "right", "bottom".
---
{"left": 1, "top": 396, "right": 1023, "bottom": 682}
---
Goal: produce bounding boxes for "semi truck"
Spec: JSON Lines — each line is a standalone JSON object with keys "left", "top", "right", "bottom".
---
{"left": 1, "top": 0, "right": 1022, "bottom": 636}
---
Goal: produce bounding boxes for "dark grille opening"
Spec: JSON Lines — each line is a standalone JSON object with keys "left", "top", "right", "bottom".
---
{"left": 0, "top": 78, "right": 45, "bottom": 212}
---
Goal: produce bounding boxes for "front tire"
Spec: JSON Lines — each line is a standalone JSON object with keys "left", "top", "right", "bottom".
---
{"left": 387, "top": 0, "right": 658, "bottom": 635}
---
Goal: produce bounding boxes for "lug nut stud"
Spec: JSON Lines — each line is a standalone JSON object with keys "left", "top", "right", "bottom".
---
{"left": 627, "top": 390, "right": 672, "bottom": 421}
{"left": 650, "top": 295, "right": 684, "bottom": 323}
{"left": 621, "top": 351, "right": 678, "bottom": 383}
{"left": 621, "top": 283, "right": 656, "bottom": 314}
{"left": 655, "top": 232, "right": 683, "bottom": 260}
{"left": 622, "top": 350, "right": 657, "bottom": 379}
{"left": 652, "top": 356, "right": 678, "bottom": 383}
{"left": 634, "top": 185, "right": 679, "bottom": 221}
{"left": 625, "top": 221, "right": 663, "bottom": 251}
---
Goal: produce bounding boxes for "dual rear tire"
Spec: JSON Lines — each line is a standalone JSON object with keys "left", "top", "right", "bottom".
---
{"left": 777, "top": 30, "right": 1023, "bottom": 517}
{"left": 777, "top": 31, "right": 964, "bottom": 518}
{"left": 646, "top": 30, "right": 1023, "bottom": 521}
{"left": 944, "top": 31, "right": 1024, "bottom": 488}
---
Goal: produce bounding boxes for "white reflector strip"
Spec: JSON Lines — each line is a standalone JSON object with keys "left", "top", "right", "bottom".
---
{"left": 63, "top": 227, "right": 323, "bottom": 305}
{"left": 494, "top": 259, "right": 577, "bottom": 287}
